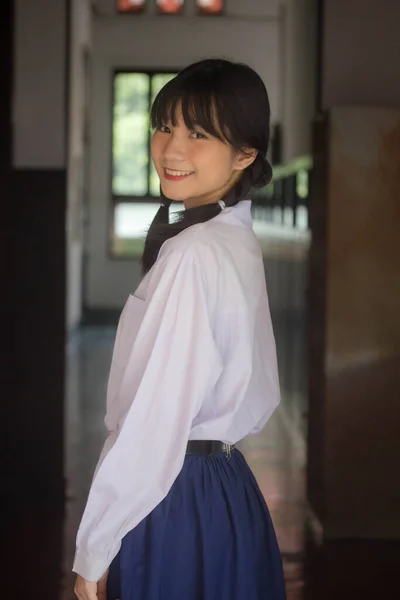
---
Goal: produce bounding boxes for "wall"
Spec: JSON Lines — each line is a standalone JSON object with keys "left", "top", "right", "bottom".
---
{"left": 87, "top": 0, "right": 282, "bottom": 309}
{"left": 324, "top": 107, "right": 400, "bottom": 538}
{"left": 13, "top": 0, "right": 90, "bottom": 333}
{"left": 307, "top": 0, "right": 400, "bottom": 539}
{"left": 7, "top": 0, "right": 68, "bottom": 505}
{"left": 13, "top": 0, "right": 67, "bottom": 167}
{"left": 67, "top": 0, "right": 92, "bottom": 330}
{"left": 281, "top": 0, "right": 317, "bottom": 161}
{"left": 323, "top": 0, "right": 400, "bottom": 109}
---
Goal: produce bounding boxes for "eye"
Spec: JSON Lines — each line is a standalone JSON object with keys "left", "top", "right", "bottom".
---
{"left": 191, "top": 131, "right": 208, "bottom": 140}
{"left": 158, "top": 125, "right": 171, "bottom": 134}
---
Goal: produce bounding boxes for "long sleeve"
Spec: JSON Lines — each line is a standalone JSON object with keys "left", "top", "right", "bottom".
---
{"left": 73, "top": 246, "right": 223, "bottom": 581}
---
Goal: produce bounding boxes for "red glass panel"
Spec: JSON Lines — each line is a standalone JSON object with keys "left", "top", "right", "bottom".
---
{"left": 157, "top": 0, "right": 184, "bottom": 14}
{"left": 197, "top": 0, "right": 223, "bottom": 14}
{"left": 118, "top": 0, "right": 145, "bottom": 13}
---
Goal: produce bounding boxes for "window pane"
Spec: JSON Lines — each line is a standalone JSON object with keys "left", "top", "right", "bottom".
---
{"left": 118, "top": 0, "right": 146, "bottom": 12}
{"left": 151, "top": 73, "right": 177, "bottom": 105}
{"left": 197, "top": 0, "right": 223, "bottom": 14}
{"left": 157, "top": 0, "right": 184, "bottom": 14}
{"left": 113, "top": 73, "right": 150, "bottom": 196}
{"left": 149, "top": 73, "right": 177, "bottom": 197}
{"left": 112, "top": 202, "right": 184, "bottom": 257}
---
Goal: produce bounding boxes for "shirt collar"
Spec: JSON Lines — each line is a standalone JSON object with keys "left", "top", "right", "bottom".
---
{"left": 214, "top": 200, "right": 253, "bottom": 229}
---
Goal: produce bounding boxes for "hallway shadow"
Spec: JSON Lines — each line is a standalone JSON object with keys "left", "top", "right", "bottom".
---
{"left": 4, "top": 506, "right": 65, "bottom": 599}
{"left": 303, "top": 536, "right": 400, "bottom": 599}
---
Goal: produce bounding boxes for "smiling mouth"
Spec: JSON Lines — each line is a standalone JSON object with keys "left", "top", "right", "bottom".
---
{"left": 164, "top": 168, "right": 194, "bottom": 181}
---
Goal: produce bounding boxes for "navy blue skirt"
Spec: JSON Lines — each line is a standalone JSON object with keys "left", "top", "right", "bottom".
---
{"left": 107, "top": 449, "right": 286, "bottom": 599}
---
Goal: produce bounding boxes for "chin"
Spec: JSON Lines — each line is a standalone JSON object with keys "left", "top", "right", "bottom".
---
{"left": 161, "top": 182, "right": 193, "bottom": 202}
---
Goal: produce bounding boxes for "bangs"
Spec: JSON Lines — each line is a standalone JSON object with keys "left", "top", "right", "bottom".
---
{"left": 151, "top": 76, "right": 234, "bottom": 145}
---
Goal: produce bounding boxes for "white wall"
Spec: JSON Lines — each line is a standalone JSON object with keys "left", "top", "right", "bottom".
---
{"left": 13, "top": 0, "right": 67, "bottom": 168}
{"left": 323, "top": 0, "right": 400, "bottom": 109}
{"left": 281, "top": 0, "right": 317, "bottom": 161}
{"left": 67, "top": 0, "right": 92, "bottom": 329}
{"left": 13, "top": 0, "right": 92, "bottom": 331}
{"left": 87, "top": 0, "right": 282, "bottom": 308}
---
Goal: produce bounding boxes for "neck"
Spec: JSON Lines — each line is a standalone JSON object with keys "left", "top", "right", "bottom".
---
{"left": 183, "top": 171, "right": 243, "bottom": 210}
{"left": 184, "top": 196, "right": 221, "bottom": 210}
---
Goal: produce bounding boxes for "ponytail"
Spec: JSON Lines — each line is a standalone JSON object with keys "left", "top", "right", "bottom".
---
{"left": 141, "top": 154, "right": 272, "bottom": 274}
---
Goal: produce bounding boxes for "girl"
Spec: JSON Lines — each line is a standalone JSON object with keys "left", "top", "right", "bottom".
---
{"left": 74, "top": 58, "right": 286, "bottom": 600}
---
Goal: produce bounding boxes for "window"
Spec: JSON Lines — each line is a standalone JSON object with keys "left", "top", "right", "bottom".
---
{"left": 118, "top": 0, "right": 146, "bottom": 13}
{"left": 111, "top": 71, "right": 177, "bottom": 258}
{"left": 112, "top": 202, "right": 183, "bottom": 258}
{"left": 112, "top": 71, "right": 176, "bottom": 197}
{"left": 197, "top": 0, "right": 223, "bottom": 15}
{"left": 157, "top": 0, "right": 184, "bottom": 14}
{"left": 118, "top": 0, "right": 224, "bottom": 15}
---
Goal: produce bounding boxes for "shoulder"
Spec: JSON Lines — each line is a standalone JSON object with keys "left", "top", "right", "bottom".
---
{"left": 159, "top": 222, "right": 218, "bottom": 263}
{"left": 154, "top": 222, "right": 222, "bottom": 285}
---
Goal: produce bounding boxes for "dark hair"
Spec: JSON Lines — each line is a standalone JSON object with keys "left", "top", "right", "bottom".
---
{"left": 141, "top": 58, "right": 272, "bottom": 273}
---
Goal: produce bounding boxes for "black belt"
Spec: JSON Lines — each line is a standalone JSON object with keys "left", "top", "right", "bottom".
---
{"left": 186, "top": 440, "right": 235, "bottom": 457}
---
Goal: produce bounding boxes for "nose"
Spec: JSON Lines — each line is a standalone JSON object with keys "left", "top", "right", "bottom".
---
{"left": 163, "top": 132, "right": 186, "bottom": 163}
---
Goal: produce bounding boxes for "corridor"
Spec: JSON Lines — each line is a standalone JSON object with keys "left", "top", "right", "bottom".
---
{"left": 3, "top": 2, "right": 400, "bottom": 598}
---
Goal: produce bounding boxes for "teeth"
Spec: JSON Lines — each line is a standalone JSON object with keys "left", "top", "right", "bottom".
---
{"left": 165, "top": 168, "right": 193, "bottom": 176}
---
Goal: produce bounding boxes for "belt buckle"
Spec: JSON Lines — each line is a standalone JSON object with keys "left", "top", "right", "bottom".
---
{"left": 224, "top": 443, "right": 233, "bottom": 460}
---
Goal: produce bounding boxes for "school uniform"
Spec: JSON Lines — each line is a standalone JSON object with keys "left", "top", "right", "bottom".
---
{"left": 73, "top": 200, "right": 286, "bottom": 599}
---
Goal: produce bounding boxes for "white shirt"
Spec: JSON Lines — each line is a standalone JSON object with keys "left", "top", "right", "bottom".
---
{"left": 73, "top": 200, "right": 280, "bottom": 581}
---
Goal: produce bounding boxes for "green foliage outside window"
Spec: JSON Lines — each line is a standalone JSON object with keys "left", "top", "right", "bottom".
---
{"left": 112, "top": 71, "right": 176, "bottom": 197}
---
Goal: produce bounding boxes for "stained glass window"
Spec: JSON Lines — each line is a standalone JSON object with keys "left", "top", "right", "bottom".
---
{"left": 118, "top": 0, "right": 146, "bottom": 13}
{"left": 157, "top": 0, "right": 184, "bottom": 14}
{"left": 196, "top": 0, "right": 223, "bottom": 15}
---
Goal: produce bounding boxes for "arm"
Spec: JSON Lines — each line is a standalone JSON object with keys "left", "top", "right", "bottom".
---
{"left": 73, "top": 247, "right": 222, "bottom": 581}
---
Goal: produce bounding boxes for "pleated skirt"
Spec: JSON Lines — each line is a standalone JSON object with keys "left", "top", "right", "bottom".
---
{"left": 107, "top": 449, "right": 286, "bottom": 600}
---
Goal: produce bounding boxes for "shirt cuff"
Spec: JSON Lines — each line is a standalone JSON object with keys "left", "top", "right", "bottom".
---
{"left": 72, "top": 549, "right": 110, "bottom": 582}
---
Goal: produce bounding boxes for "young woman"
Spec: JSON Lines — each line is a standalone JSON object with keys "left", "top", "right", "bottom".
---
{"left": 74, "top": 59, "right": 286, "bottom": 600}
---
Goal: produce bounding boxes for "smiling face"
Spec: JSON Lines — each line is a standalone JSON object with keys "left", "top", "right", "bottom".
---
{"left": 151, "top": 108, "right": 255, "bottom": 208}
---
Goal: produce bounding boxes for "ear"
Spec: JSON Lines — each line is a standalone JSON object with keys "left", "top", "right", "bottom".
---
{"left": 233, "top": 148, "right": 258, "bottom": 172}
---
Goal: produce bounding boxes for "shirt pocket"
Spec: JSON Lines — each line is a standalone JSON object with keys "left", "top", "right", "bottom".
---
{"left": 111, "top": 294, "right": 146, "bottom": 368}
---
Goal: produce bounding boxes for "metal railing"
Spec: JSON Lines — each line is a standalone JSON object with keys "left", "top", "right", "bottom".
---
{"left": 252, "top": 155, "right": 313, "bottom": 230}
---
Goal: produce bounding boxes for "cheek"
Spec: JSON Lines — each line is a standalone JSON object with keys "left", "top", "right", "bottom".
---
{"left": 193, "top": 145, "right": 226, "bottom": 167}
{"left": 151, "top": 136, "right": 163, "bottom": 166}
{"left": 198, "top": 146, "right": 236, "bottom": 181}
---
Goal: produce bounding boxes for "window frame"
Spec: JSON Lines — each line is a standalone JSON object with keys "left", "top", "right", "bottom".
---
{"left": 116, "top": 0, "right": 147, "bottom": 14}
{"left": 196, "top": 0, "right": 224, "bottom": 16}
{"left": 116, "top": 0, "right": 225, "bottom": 17}
{"left": 156, "top": 0, "right": 185, "bottom": 15}
{"left": 109, "top": 67, "right": 180, "bottom": 260}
